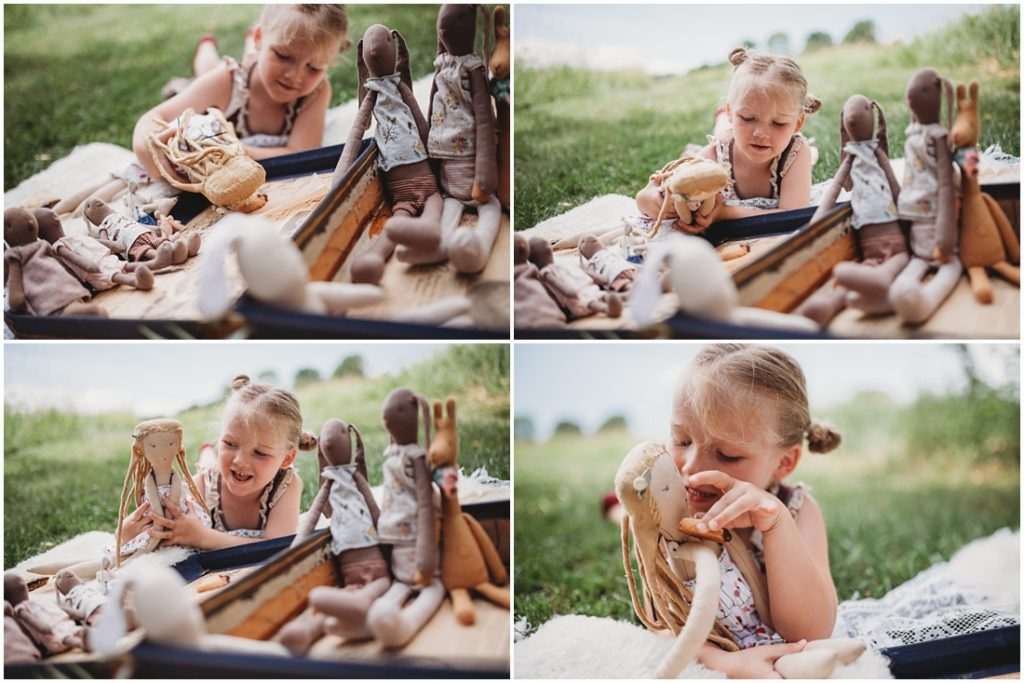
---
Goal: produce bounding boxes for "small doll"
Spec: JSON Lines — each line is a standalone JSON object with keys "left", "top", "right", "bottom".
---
{"left": 332, "top": 24, "right": 444, "bottom": 284}
{"left": 513, "top": 233, "right": 567, "bottom": 328}
{"left": 578, "top": 234, "right": 637, "bottom": 292}
{"left": 527, "top": 236, "right": 623, "bottom": 320}
{"left": 404, "top": 4, "right": 502, "bottom": 275}
{"left": 5, "top": 600, "right": 41, "bottom": 663}
{"left": 54, "top": 569, "right": 108, "bottom": 626}
{"left": 802, "top": 95, "right": 908, "bottom": 324}
{"left": 33, "top": 208, "right": 155, "bottom": 292}
{"left": 278, "top": 418, "right": 391, "bottom": 652}
{"left": 427, "top": 399, "right": 509, "bottom": 625}
{"left": 83, "top": 197, "right": 188, "bottom": 271}
{"left": 948, "top": 81, "right": 1020, "bottom": 303}
{"left": 3, "top": 573, "right": 83, "bottom": 656}
{"left": 888, "top": 68, "right": 962, "bottom": 324}
{"left": 4, "top": 207, "right": 105, "bottom": 317}
{"left": 365, "top": 388, "right": 446, "bottom": 648}
{"left": 115, "top": 419, "right": 209, "bottom": 567}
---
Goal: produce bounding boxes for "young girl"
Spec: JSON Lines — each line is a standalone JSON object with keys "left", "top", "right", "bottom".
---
{"left": 137, "top": 374, "right": 317, "bottom": 550}
{"left": 132, "top": 4, "right": 351, "bottom": 181}
{"left": 637, "top": 48, "right": 821, "bottom": 233}
{"left": 669, "top": 344, "right": 840, "bottom": 678}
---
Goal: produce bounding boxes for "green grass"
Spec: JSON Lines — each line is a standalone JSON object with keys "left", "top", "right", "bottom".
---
{"left": 3, "top": 3, "right": 442, "bottom": 190}
{"left": 4, "top": 345, "right": 509, "bottom": 567}
{"left": 514, "top": 393, "right": 1019, "bottom": 631}
{"left": 514, "top": 6, "right": 1020, "bottom": 229}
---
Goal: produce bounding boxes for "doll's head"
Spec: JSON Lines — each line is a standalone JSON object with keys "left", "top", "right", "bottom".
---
{"left": 4, "top": 208, "right": 39, "bottom": 247}
{"left": 3, "top": 573, "right": 29, "bottom": 606}
{"left": 437, "top": 4, "right": 491, "bottom": 59}
{"left": 906, "top": 68, "right": 952, "bottom": 128}
{"left": 671, "top": 344, "right": 840, "bottom": 513}
{"left": 317, "top": 418, "right": 364, "bottom": 469}
{"left": 218, "top": 375, "right": 316, "bottom": 498}
{"left": 490, "top": 6, "right": 510, "bottom": 80}
{"left": 950, "top": 81, "right": 980, "bottom": 150}
{"left": 355, "top": 24, "right": 412, "bottom": 105}
{"left": 725, "top": 48, "right": 821, "bottom": 164}
{"left": 83, "top": 198, "right": 115, "bottom": 226}
{"left": 253, "top": 4, "right": 351, "bottom": 104}
{"left": 382, "top": 387, "right": 431, "bottom": 447}
{"left": 578, "top": 234, "right": 605, "bottom": 260}
{"left": 838, "top": 95, "right": 890, "bottom": 188}
{"left": 33, "top": 208, "right": 65, "bottom": 244}
{"left": 513, "top": 233, "right": 529, "bottom": 266}
{"left": 526, "top": 236, "right": 555, "bottom": 268}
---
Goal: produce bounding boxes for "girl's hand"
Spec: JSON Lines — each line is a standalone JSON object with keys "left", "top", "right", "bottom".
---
{"left": 687, "top": 470, "right": 786, "bottom": 534}
{"left": 120, "top": 502, "right": 153, "bottom": 541}
{"left": 708, "top": 641, "right": 807, "bottom": 679}
{"left": 149, "top": 496, "right": 208, "bottom": 548}
{"left": 673, "top": 194, "right": 725, "bottom": 234}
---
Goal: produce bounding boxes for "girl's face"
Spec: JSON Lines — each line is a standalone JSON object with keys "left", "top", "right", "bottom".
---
{"left": 218, "top": 413, "right": 296, "bottom": 499}
{"left": 728, "top": 91, "right": 805, "bottom": 165}
{"left": 141, "top": 430, "right": 180, "bottom": 469}
{"left": 254, "top": 25, "right": 333, "bottom": 104}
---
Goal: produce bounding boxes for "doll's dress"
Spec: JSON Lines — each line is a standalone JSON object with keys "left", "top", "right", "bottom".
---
{"left": 223, "top": 56, "right": 325, "bottom": 148}
{"left": 514, "top": 262, "right": 568, "bottom": 327}
{"left": 88, "top": 213, "right": 165, "bottom": 262}
{"left": 3, "top": 241, "right": 90, "bottom": 316}
{"left": 119, "top": 479, "right": 212, "bottom": 556}
{"left": 845, "top": 139, "right": 899, "bottom": 230}
{"left": 322, "top": 464, "right": 379, "bottom": 555}
{"left": 427, "top": 53, "right": 487, "bottom": 201}
{"left": 897, "top": 122, "right": 961, "bottom": 262}
{"left": 52, "top": 235, "right": 126, "bottom": 290}
{"left": 205, "top": 467, "right": 295, "bottom": 538}
{"left": 55, "top": 580, "right": 107, "bottom": 623}
{"left": 11, "top": 599, "right": 81, "bottom": 655}
{"left": 579, "top": 248, "right": 636, "bottom": 291}
{"left": 365, "top": 74, "right": 429, "bottom": 172}
{"left": 677, "top": 481, "right": 807, "bottom": 649}
{"left": 538, "top": 263, "right": 603, "bottom": 319}
{"left": 377, "top": 443, "right": 428, "bottom": 545}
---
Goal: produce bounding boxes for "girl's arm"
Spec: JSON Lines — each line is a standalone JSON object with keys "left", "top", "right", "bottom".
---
{"left": 244, "top": 82, "right": 333, "bottom": 161}
{"left": 260, "top": 471, "right": 304, "bottom": 540}
{"left": 699, "top": 641, "right": 808, "bottom": 678}
{"left": 132, "top": 65, "right": 234, "bottom": 180}
{"left": 761, "top": 493, "right": 838, "bottom": 641}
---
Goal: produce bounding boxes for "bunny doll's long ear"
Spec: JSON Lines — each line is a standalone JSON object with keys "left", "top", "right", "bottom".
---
{"left": 393, "top": 30, "right": 412, "bottom": 91}
{"left": 628, "top": 240, "right": 675, "bottom": 326}
{"left": 416, "top": 394, "right": 432, "bottom": 446}
{"left": 476, "top": 4, "right": 492, "bottom": 64}
{"left": 196, "top": 215, "right": 248, "bottom": 319}
{"left": 356, "top": 38, "right": 368, "bottom": 105}
{"left": 872, "top": 100, "right": 889, "bottom": 159}
{"left": 941, "top": 76, "right": 954, "bottom": 131}
{"left": 349, "top": 424, "right": 367, "bottom": 482}
{"left": 839, "top": 106, "right": 853, "bottom": 192}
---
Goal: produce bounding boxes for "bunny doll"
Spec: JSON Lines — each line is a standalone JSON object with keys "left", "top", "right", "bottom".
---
{"left": 4, "top": 573, "right": 83, "bottom": 656}
{"left": 578, "top": 233, "right": 637, "bottom": 292}
{"left": 802, "top": 95, "right": 908, "bottom": 324}
{"left": 332, "top": 24, "right": 444, "bottom": 285}
{"left": 527, "top": 236, "right": 623, "bottom": 320}
{"left": 513, "top": 233, "right": 567, "bottom": 328}
{"left": 83, "top": 198, "right": 190, "bottom": 271}
{"left": 399, "top": 4, "right": 503, "bottom": 275}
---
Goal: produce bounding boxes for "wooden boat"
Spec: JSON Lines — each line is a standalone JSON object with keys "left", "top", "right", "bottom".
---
{"left": 5, "top": 141, "right": 509, "bottom": 340}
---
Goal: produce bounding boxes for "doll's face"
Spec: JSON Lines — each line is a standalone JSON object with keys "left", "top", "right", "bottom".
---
{"left": 253, "top": 24, "right": 334, "bottom": 104}
{"left": 647, "top": 450, "right": 690, "bottom": 541}
{"left": 3, "top": 208, "right": 38, "bottom": 247}
{"left": 361, "top": 24, "right": 397, "bottom": 78}
{"left": 728, "top": 91, "right": 805, "bottom": 167}
{"left": 218, "top": 413, "right": 296, "bottom": 498}
{"left": 141, "top": 430, "right": 180, "bottom": 469}
{"left": 382, "top": 388, "right": 420, "bottom": 445}
{"left": 842, "top": 95, "right": 875, "bottom": 143}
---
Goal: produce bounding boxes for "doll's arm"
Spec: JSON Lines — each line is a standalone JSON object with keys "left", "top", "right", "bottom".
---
{"left": 291, "top": 481, "right": 330, "bottom": 547}
{"left": 96, "top": 238, "right": 125, "bottom": 255}
{"left": 811, "top": 156, "right": 853, "bottom": 223}
{"left": 412, "top": 457, "right": 437, "bottom": 585}
{"left": 933, "top": 134, "right": 957, "bottom": 258}
{"left": 333, "top": 92, "right": 378, "bottom": 187}
{"left": 5, "top": 254, "right": 27, "bottom": 312}
{"left": 353, "top": 471, "right": 381, "bottom": 527}
{"left": 540, "top": 268, "right": 577, "bottom": 299}
{"left": 468, "top": 65, "right": 497, "bottom": 202}
{"left": 14, "top": 604, "right": 57, "bottom": 634}
{"left": 143, "top": 474, "right": 164, "bottom": 520}
{"left": 464, "top": 514, "right": 508, "bottom": 584}
{"left": 398, "top": 81, "right": 430, "bottom": 145}
{"left": 874, "top": 147, "right": 901, "bottom": 204}
{"left": 54, "top": 244, "right": 102, "bottom": 274}
{"left": 983, "top": 193, "right": 1020, "bottom": 263}
{"left": 169, "top": 473, "right": 182, "bottom": 513}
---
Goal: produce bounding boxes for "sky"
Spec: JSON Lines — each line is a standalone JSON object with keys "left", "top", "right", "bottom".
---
{"left": 515, "top": 343, "right": 1018, "bottom": 440}
{"left": 515, "top": 4, "right": 994, "bottom": 75}
{"left": 4, "top": 343, "right": 450, "bottom": 416}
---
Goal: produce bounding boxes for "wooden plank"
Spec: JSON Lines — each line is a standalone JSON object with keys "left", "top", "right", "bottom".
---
{"left": 751, "top": 232, "right": 856, "bottom": 312}
{"left": 224, "top": 559, "right": 336, "bottom": 640}
{"left": 307, "top": 176, "right": 387, "bottom": 282}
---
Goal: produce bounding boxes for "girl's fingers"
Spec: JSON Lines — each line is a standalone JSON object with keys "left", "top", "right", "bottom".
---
{"left": 700, "top": 486, "right": 743, "bottom": 526}
{"left": 706, "top": 492, "right": 758, "bottom": 530}
{"left": 687, "top": 469, "right": 735, "bottom": 492}
{"left": 148, "top": 528, "right": 171, "bottom": 540}
{"left": 149, "top": 513, "right": 173, "bottom": 527}
{"left": 161, "top": 495, "right": 182, "bottom": 517}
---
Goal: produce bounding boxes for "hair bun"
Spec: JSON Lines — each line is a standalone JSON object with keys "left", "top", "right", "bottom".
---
{"left": 806, "top": 420, "right": 841, "bottom": 453}
{"left": 298, "top": 430, "right": 318, "bottom": 451}
{"left": 729, "top": 47, "right": 749, "bottom": 67}
{"left": 804, "top": 94, "right": 823, "bottom": 114}
{"left": 231, "top": 375, "right": 251, "bottom": 391}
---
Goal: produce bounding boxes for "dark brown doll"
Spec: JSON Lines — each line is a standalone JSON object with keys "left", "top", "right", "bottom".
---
{"left": 490, "top": 6, "right": 511, "bottom": 209}
{"left": 4, "top": 573, "right": 83, "bottom": 655}
{"left": 332, "top": 24, "right": 444, "bottom": 285}
{"left": 801, "top": 96, "right": 908, "bottom": 324}
{"left": 83, "top": 198, "right": 188, "bottom": 271}
{"left": 578, "top": 233, "right": 637, "bottom": 293}
{"left": 279, "top": 419, "right": 391, "bottom": 651}
{"left": 4, "top": 207, "right": 105, "bottom": 317}
{"left": 364, "top": 388, "right": 445, "bottom": 649}
{"left": 528, "top": 236, "right": 623, "bottom": 320}
{"left": 514, "top": 233, "right": 567, "bottom": 328}
{"left": 888, "top": 68, "right": 962, "bottom": 324}
{"left": 34, "top": 208, "right": 155, "bottom": 292}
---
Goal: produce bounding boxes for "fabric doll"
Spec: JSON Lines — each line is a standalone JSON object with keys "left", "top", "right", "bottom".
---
{"left": 3, "top": 573, "right": 83, "bottom": 655}
{"left": 197, "top": 214, "right": 384, "bottom": 318}
{"left": 888, "top": 68, "right": 962, "bottom": 324}
{"left": 513, "top": 233, "right": 567, "bottom": 328}
{"left": 53, "top": 569, "right": 108, "bottom": 626}
{"left": 400, "top": 4, "right": 502, "bottom": 275}
{"left": 578, "top": 234, "right": 637, "bottom": 292}
{"left": 83, "top": 198, "right": 188, "bottom": 271}
{"left": 33, "top": 208, "right": 155, "bottom": 292}
{"left": 4, "top": 600, "right": 42, "bottom": 663}
{"left": 278, "top": 418, "right": 391, "bottom": 653}
{"left": 332, "top": 24, "right": 444, "bottom": 285}
{"left": 801, "top": 95, "right": 908, "bottom": 324}
{"left": 4, "top": 207, "right": 105, "bottom": 317}
{"left": 948, "top": 81, "right": 1020, "bottom": 303}
{"left": 364, "top": 388, "right": 446, "bottom": 648}
{"left": 115, "top": 419, "right": 209, "bottom": 567}
{"left": 490, "top": 6, "right": 510, "bottom": 209}
{"left": 426, "top": 398, "right": 509, "bottom": 625}
{"left": 527, "top": 236, "right": 623, "bottom": 320}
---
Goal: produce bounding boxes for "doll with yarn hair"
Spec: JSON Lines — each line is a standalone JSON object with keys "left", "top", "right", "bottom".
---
{"left": 115, "top": 419, "right": 210, "bottom": 567}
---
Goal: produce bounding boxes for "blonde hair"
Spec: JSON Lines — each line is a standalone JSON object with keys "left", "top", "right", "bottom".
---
{"left": 728, "top": 47, "right": 822, "bottom": 116}
{"left": 615, "top": 442, "right": 739, "bottom": 651}
{"left": 675, "top": 344, "right": 840, "bottom": 454}
{"left": 115, "top": 419, "right": 208, "bottom": 567}
{"left": 260, "top": 4, "right": 353, "bottom": 59}
{"left": 222, "top": 374, "right": 318, "bottom": 453}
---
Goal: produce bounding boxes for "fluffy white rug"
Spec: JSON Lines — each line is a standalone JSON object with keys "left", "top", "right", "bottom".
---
{"left": 11, "top": 530, "right": 193, "bottom": 583}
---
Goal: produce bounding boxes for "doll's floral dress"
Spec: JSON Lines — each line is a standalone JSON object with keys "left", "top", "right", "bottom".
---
{"left": 118, "top": 477, "right": 212, "bottom": 556}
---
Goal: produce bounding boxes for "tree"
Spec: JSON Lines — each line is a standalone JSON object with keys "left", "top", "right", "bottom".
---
{"left": 843, "top": 20, "right": 877, "bottom": 44}
{"left": 598, "top": 415, "right": 629, "bottom": 432}
{"left": 257, "top": 369, "right": 280, "bottom": 385}
{"left": 804, "top": 31, "right": 833, "bottom": 53}
{"left": 766, "top": 32, "right": 791, "bottom": 54}
{"left": 553, "top": 420, "right": 582, "bottom": 437}
{"left": 515, "top": 417, "right": 536, "bottom": 442}
{"left": 294, "top": 367, "right": 321, "bottom": 388}
{"left": 740, "top": 38, "right": 756, "bottom": 50}
{"left": 332, "top": 354, "right": 365, "bottom": 378}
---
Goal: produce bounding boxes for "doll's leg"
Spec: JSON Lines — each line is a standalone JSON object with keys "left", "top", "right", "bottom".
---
{"left": 474, "top": 582, "right": 511, "bottom": 609}
{"left": 449, "top": 588, "right": 475, "bottom": 625}
{"left": 587, "top": 292, "right": 623, "bottom": 318}
{"left": 180, "top": 232, "right": 202, "bottom": 257}
{"left": 367, "top": 579, "right": 445, "bottom": 649}
{"left": 169, "top": 239, "right": 189, "bottom": 265}
{"left": 126, "top": 242, "right": 174, "bottom": 272}
{"left": 966, "top": 266, "right": 994, "bottom": 304}
{"left": 275, "top": 611, "right": 327, "bottom": 655}
{"left": 61, "top": 302, "right": 107, "bottom": 317}
{"left": 799, "top": 284, "right": 849, "bottom": 326}
{"left": 892, "top": 257, "right": 962, "bottom": 324}
{"left": 990, "top": 261, "right": 1020, "bottom": 285}
{"left": 310, "top": 576, "right": 391, "bottom": 640}
{"left": 395, "top": 197, "right": 463, "bottom": 265}
{"left": 835, "top": 252, "right": 909, "bottom": 298}
{"left": 351, "top": 234, "right": 396, "bottom": 285}
{"left": 386, "top": 194, "right": 444, "bottom": 251}
{"left": 112, "top": 265, "right": 154, "bottom": 290}
{"left": 449, "top": 196, "right": 503, "bottom": 274}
